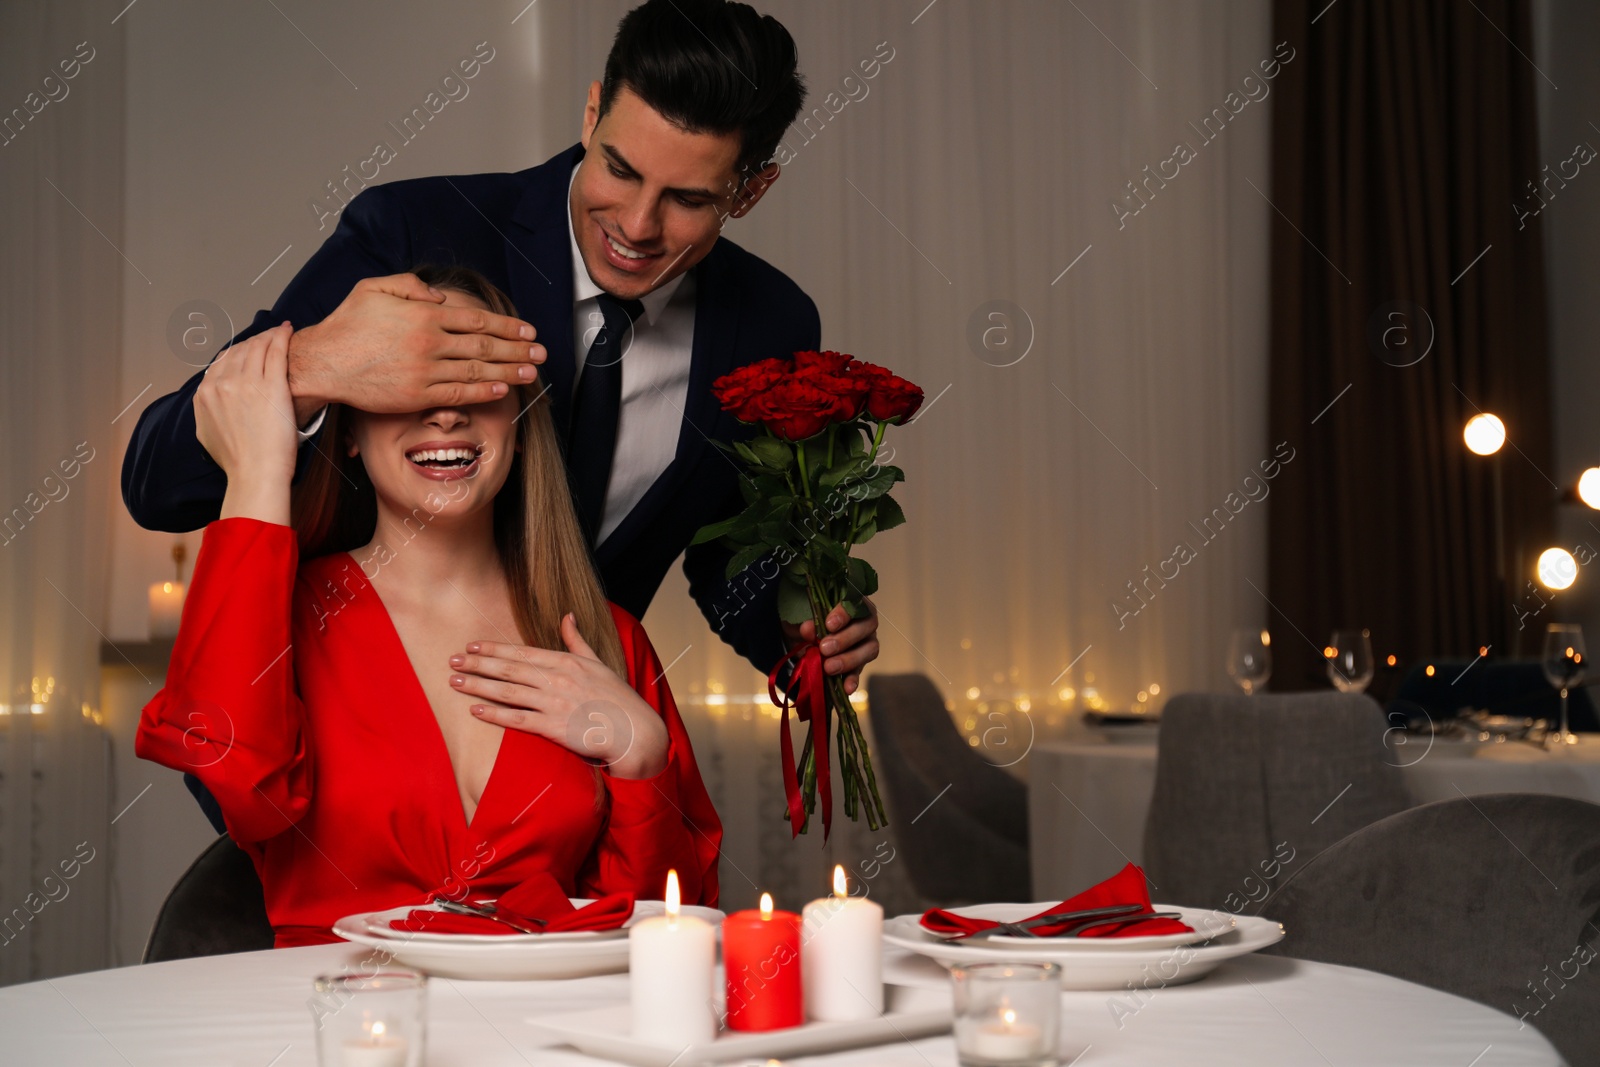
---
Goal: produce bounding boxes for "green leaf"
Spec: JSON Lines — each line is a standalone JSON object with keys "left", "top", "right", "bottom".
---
{"left": 845, "top": 425, "right": 869, "bottom": 458}
{"left": 846, "top": 556, "right": 879, "bottom": 598}
{"left": 853, "top": 464, "right": 903, "bottom": 501}
{"left": 724, "top": 542, "right": 771, "bottom": 581}
{"left": 756, "top": 496, "right": 795, "bottom": 523}
{"left": 733, "top": 441, "right": 763, "bottom": 467}
{"left": 778, "top": 577, "right": 814, "bottom": 625}
{"left": 815, "top": 536, "right": 851, "bottom": 570}
{"left": 801, "top": 437, "right": 831, "bottom": 476}
{"left": 747, "top": 436, "right": 794, "bottom": 470}
{"left": 874, "top": 494, "right": 907, "bottom": 532}
{"left": 852, "top": 518, "right": 878, "bottom": 545}
{"left": 691, "top": 514, "right": 744, "bottom": 546}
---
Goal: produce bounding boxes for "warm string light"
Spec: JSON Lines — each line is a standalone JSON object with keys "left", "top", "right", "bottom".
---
{"left": 1579, "top": 468, "right": 1600, "bottom": 510}
{"left": 1463, "top": 413, "right": 1506, "bottom": 456}
{"left": 1537, "top": 548, "right": 1578, "bottom": 591}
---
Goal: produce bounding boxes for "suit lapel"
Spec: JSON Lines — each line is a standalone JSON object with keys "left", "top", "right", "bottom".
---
{"left": 506, "top": 143, "right": 585, "bottom": 438}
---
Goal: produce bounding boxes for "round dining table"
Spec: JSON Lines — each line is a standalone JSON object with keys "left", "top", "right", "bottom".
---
{"left": 0, "top": 940, "right": 1562, "bottom": 1065}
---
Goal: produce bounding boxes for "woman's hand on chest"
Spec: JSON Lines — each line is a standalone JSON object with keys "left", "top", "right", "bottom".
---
{"left": 449, "top": 613, "right": 670, "bottom": 780}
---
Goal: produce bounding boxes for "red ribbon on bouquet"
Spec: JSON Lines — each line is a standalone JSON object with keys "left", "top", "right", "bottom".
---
{"left": 769, "top": 640, "right": 833, "bottom": 840}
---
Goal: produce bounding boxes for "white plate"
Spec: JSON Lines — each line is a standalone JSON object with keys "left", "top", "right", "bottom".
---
{"left": 332, "top": 900, "right": 726, "bottom": 980}
{"left": 916, "top": 903, "right": 1233, "bottom": 950}
{"left": 527, "top": 997, "right": 951, "bottom": 1067}
{"left": 885, "top": 909, "right": 1285, "bottom": 991}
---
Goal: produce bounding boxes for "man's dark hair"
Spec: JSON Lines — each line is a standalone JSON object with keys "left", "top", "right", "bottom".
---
{"left": 600, "top": 0, "right": 805, "bottom": 179}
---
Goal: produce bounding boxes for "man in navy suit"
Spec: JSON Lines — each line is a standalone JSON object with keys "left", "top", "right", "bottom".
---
{"left": 122, "top": 1, "right": 880, "bottom": 798}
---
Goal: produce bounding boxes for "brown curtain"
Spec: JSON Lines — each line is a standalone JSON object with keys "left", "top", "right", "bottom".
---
{"left": 1266, "top": 0, "right": 1554, "bottom": 690}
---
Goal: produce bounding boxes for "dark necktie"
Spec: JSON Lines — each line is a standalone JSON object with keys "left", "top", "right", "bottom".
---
{"left": 568, "top": 293, "right": 644, "bottom": 544}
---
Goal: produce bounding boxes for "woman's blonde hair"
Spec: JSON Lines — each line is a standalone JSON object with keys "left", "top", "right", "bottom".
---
{"left": 289, "top": 264, "right": 627, "bottom": 679}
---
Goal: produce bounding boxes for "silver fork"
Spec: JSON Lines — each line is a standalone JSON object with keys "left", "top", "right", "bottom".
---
{"left": 1056, "top": 911, "right": 1185, "bottom": 937}
{"left": 958, "top": 904, "right": 1146, "bottom": 940}
{"left": 433, "top": 898, "right": 546, "bottom": 934}
{"left": 965, "top": 905, "right": 1183, "bottom": 940}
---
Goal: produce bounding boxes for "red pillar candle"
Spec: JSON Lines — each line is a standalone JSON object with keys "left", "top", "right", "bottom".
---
{"left": 723, "top": 892, "right": 804, "bottom": 1031}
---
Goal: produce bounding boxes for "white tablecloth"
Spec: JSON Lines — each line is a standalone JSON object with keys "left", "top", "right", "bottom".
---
{"left": 0, "top": 941, "right": 1561, "bottom": 1065}
{"left": 1028, "top": 733, "right": 1600, "bottom": 899}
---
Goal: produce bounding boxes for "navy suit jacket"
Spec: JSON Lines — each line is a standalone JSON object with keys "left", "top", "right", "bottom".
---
{"left": 122, "top": 141, "right": 818, "bottom": 677}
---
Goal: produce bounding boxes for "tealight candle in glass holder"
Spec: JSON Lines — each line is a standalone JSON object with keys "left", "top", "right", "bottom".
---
{"left": 310, "top": 970, "right": 427, "bottom": 1067}
{"left": 951, "top": 962, "right": 1060, "bottom": 1067}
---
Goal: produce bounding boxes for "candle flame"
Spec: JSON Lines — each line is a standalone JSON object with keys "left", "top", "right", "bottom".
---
{"left": 163, "top": 582, "right": 173, "bottom": 594}
{"left": 665, "top": 869, "right": 680, "bottom": 916}
{"left": 1002, "top": 1008, "right": 1016, "bottom": 1027}
{"left": 832, "top": 864, "right": 847, "bottom": 898}
{"left": 371, "top": 1021, "right": 386, "bottom": 1038}
{"left": 760, "top": 892, "right": 774, "bottom": 917}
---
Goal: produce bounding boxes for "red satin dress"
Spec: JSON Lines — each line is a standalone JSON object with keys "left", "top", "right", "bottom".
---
{"left": 136, "top": 517, "right": 722, "bottom": 947}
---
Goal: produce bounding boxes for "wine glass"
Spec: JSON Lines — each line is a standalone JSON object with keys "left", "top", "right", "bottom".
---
{"left": 1327, "top": 629, "right": 1375, "bottom": 693}
{"left": 1542, "top": 624, "right": 1587, "bottom": 748}
{"left": 1227, "top": 630, "right": 1272, "bottom": 695}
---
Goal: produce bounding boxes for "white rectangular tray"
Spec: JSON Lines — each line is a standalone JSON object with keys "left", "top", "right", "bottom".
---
{"left": 527, "top": 1000, "right": 952, "bottom": 1066}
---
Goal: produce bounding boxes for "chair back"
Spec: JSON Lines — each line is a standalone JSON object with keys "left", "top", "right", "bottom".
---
{"left": 143, "top": 834, "right": 274, "bottom": 962}
{"left": 1143, "top": 691, "right": 1410, "bottom": 909}
{"left": 866, "top": 673, "right": 1030, "bottom": 904}
{"left": 1264, "top": 794, "right": 1600, "bottom": 1066}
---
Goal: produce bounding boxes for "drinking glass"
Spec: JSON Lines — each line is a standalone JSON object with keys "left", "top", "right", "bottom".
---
{"left": 311, "top": 970, "right": 427, "bottom": 1067}
{"left": 950, "top": 962, "right": 1061, "bottom": 1067}
{"left": 1542, "top": 624, "right": 1587, "bottom": 748}
{"left": 1327, "top": 630, "right": 1374, "bottom": 693}
{"left": 1226, "top": 630, "right": 1272, "bottom": 695}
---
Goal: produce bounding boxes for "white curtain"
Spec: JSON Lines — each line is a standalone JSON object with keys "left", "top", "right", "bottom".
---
{"left": 527, "top": 0, "right": 1274, "bottom": 909}
{"left": 0, "top": 1, "right": 119, "bottom": 982}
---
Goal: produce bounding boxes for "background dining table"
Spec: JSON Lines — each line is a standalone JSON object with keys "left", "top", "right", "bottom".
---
{"left": 0, "top": 938, "right": 1562, "bottom": 1065}
{"left": 1028, "top": 729, "right": 1600, "bottom": 899}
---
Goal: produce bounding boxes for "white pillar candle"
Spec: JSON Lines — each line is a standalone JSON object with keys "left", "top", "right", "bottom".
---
{"left": 801, "top": 864, "right": 884, "bottom": 1021}
{"left": 629, "top": 870, "right": 717, "bottom": 1046}
{"left": 148, "top": 580, "right": 185, "bottom": 639}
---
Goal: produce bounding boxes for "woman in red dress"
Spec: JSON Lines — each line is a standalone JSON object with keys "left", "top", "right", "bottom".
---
{"left": 136, "top": 265, "right": 721, "bottom": 948}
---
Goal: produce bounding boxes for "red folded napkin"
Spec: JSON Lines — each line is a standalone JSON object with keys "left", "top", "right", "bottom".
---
{"left": 921, "top": 863, "right": 1191, "bottom": 939}
{"left": 388, "top": 870, "right": 635, "bottom": 936}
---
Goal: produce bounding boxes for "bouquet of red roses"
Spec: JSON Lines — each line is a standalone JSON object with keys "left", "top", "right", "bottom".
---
{"left": 693, "top": 350, "right": 922, "bottom": 839}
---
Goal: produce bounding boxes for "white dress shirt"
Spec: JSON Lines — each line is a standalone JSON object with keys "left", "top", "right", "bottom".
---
{"left": 566, "top": 162, "right": 696, "bottom": 546}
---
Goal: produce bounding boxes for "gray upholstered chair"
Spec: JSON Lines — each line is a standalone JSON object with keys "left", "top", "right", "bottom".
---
{"left": 866, "top": 673, "right": 1031, "bottom": 904}
{"left": 143, "top": 834, "right": 274, "bottom": 962}
{"left": 1263, "top": 794, "right": 1600, "bottom": 1066}
{"left": 1142, "top": 691, "right": 1410, "bottom": 910}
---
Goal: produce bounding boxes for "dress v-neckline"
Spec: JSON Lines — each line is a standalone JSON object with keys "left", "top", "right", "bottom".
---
{"left": 339, "top": 553, "right": 508, "bottom": 833}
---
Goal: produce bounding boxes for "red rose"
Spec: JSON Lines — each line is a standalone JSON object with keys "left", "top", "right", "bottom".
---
{"left": 792, "top": 350, "right": 870, "bottom": 420}
{"left": 713, "top": 357, "right": 791, "bottom": 422}
{"left": 856, "top": 362, "right": 924, "bottom": 423}
{"left": 746, "top": 377, "right": 848, "bottom": 440}
{"left": 793, "top": 350, "right": 855, "bottom": 375}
